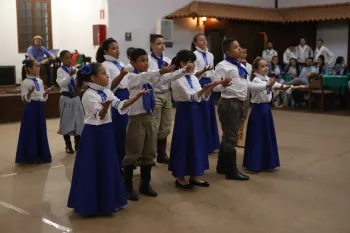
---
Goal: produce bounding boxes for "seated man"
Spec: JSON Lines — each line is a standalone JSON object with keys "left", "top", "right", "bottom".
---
{"left": 27, "top": 35, "right": 56, "bottom": 64}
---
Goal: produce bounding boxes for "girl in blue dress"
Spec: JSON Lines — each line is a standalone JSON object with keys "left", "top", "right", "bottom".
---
{"left": 243, "top": 57, "right": 306, "bottom": 172}
{"left": 16, "top": 60, "right": 53, "bottom": 164}
{"left": 169, "top": 50, "right": 229, "bottom": 189}
{"left": 67, "top": 63, "right": 149, "bottom": 215}
{"left": 192, "top": 34, "right": 220, "bottom": 153}
{"left": 96, "top": 38, "right": 129, "bottom": 163}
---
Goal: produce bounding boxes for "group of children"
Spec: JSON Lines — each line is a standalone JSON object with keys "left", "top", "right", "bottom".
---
{"left": 16, "top": 34, "right": 309, "bottom": 216}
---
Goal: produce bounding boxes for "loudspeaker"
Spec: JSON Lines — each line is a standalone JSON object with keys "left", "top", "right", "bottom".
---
{"left": 0, "top": 66, "right": 16, "bottom": 85}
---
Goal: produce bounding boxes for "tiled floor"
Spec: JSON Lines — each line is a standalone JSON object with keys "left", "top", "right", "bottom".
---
{"left": 0, "top": 109, "right": 350, "bottom": 233}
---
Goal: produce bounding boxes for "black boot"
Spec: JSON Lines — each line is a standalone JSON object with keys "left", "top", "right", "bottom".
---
{"left": 123, "top": 165, "right": 139, "bottom": 201}
{"left": 63, "top": 135, "right": 74, "bottom": 154}
{"left": 139, "top": 165, "right": 158, "bottom": 197}
{"left": 224, "top": 151, "right": 249, "bottom": 181}
{"left": 74, "top": 135, "right": 80, "bottom": 152}
{"left": 216, "top": 144, "right": 225, "bottom": 175}
{"left": 156, "top": 138, "right": 169, "bottom": 164}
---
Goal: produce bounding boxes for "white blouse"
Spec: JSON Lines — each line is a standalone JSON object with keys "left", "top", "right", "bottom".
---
{"left": 250, "top": 73, "right": 283, "bottom": 104}
{"left": 102, "top": 55, "right": 127, "bottom": 92}
{"left": 148, "top": 54, "right": 172, "bottom": 93}
{"left": 82, "top": 82, "right": 129, "bottom": 126}
{"left": 194, "top": 47, "right": 215, "bottom": 80}
{"left": 21, "top": 76, "right": 48, "bottom": 102}
{"left": 125, "top": 64, "right": 134, "bottom": 72}
{"left": 262, "top": 49, "right": 278, "bottom": 63}
{"left": 171, "top": 74, "right": 210, "bottom": 102}
{"left": 126, "top": 69, "right": 185, "bottom": 116}
{"left": 56, "top": 66, "right": 77, "bottom": 92}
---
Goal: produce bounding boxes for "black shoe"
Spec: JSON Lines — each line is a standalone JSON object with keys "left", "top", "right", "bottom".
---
{"left": 65, "top": 145, "right": 74, "bottom": 154}
{"left": 224, "top": 151, "right": 249, "bottom": 181}
{"left": 139, "top": 166, "right": 157, "bottom": 197}
{"left": 216, "top": 144, "right": 225, "bottom": 175}
{"left": 123, "top": 165, "right": 139, "bottom": 201}
{"left": 189, "top": 178, "right": 210, "bottom": 187}
{"left": 175, "top": 180, "right": 194, "bottom": 189}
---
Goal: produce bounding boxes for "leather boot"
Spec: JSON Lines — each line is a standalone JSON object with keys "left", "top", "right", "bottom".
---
{"left": 123, "top": 165, "right": 139, "bottom": 201}
{"left": 156, "top": 138, "right": 169, "bottom": 164}
{"left": 139, "top": 165, "right": 158, "bottom": 197}
{"left": 63, "top": 135, "right": 74, "bottom": 154}
{"left": 224, "top": 151, "right": 249, "bottom": 181}
{"left": 236, "top": 121, "right": 245, "bottom": 148}
{"left": 216, "top": 144, "right": 225, "bottom": 175}
{"left": 74, "top": 135, "right": 80, "bottom": 152}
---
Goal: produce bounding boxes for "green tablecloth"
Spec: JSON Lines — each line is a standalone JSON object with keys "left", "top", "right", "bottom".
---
{"left": 282, "top": 73, "right": 292, "bottom": 82}
{"left": 323, "top": 75, "right": 349, "bottom": 95}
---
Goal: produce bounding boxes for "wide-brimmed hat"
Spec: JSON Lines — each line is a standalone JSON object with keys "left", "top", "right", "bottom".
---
{"left": 33, "top": 35, "right": 43, "bottom": 41}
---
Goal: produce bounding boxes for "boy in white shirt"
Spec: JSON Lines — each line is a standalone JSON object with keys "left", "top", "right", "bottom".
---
{"left": 262, "top": 41, "right": 278, "bottom": 64}
{"left": 148, "top": 34, "right": 173, "bottom": 164}
{"left": 283, "top": 45, "right": 296, "bottom": 65}
{"left": 214, "top": 38, "right": 274, "bottom": 181}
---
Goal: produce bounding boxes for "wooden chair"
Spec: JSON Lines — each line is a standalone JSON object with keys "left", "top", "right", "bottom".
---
{"left": 308, "top": 74, "right": 336, "bottom": 112}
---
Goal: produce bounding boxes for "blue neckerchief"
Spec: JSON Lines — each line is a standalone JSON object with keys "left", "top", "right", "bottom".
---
{"left": 185, "top": 75, "right": 193, "bottom": 89}
{"left": 225, "top": 56, "right": 248, "bottom": 79}
{"left": 112, "top": 61, "right": 122, "bottom": 70}
{"left": 151, "top": 52, "right": 168, "bottom": 69}
{"left": 199, "top": 51, "right": 208, "bottom": 66}
{"left": 134, "top": 69, "right": 155, "bottom": 113}
{"left": 90, "top": 88, "right": 107, "bottom": 102}
{"left": 31, "top": 78, "right": 40, "bottom": 91}
{"left": 61, "top": 66, "right": 76, "bottom": 92}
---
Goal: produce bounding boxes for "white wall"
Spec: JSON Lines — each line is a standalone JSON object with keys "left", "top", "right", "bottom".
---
{"left": 0, "top": 0, "right": 108, "bottom": 84}
{"left": 279, "top": 0, "right": 350, "bottom": 8}
{"left": 107, "top": 0, "right": 275, "bottom": 63}
{"left": 316, "top": 20, "right": 348, "bottom": 64}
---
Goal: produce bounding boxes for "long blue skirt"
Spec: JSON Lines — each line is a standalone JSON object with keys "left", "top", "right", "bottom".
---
{"left": 169, "top": 102, "right": 209, "bottom": 177}
{"left": 243, "top": 103, "right": 280, "bottom": 171}
{"left": 199, "top": 78, "right": 220, "bottom": 153}
{"left": 67, "top": 123, "right": 127, "bottom": 215}
{"left": 16, "top": 101, "right": 51, "bottom": 164}
{"left": 111, "top": 88, "right": 129, "bottom": 162}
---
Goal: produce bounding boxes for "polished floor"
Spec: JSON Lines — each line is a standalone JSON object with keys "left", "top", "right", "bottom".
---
{"left": 0, "top": 109, "right": 349, "bottom": 233}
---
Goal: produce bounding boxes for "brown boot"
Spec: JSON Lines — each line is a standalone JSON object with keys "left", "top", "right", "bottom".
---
{"left": 157, "top": 138, "right": 169, "bottom": 164}
{"left": 236, "top": 121, "right": 245, "bottom": 148}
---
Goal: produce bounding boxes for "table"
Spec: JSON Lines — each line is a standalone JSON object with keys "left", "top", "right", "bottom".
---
{"left": 282, "top": 73, "right": 292, "bottom": 83}
{"left": 322, "top": 75, "right": 349, "bottom": 95}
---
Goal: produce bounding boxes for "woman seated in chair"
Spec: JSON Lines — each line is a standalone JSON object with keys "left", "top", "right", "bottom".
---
{"left": 333, "top": 56, "right": 347, "bottom": 75}
{"left": 284, "top": 58, "right": 299, "bottom": 79}
{"left": 315, "top": 55, "right": 327, "bottom": 75}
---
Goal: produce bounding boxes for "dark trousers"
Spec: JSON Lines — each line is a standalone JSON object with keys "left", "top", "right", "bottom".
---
{"left": 218, "top": 98, "right": 244, "bottom": 153}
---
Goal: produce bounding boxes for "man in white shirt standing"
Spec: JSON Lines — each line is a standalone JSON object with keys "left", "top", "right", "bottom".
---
{"left": 295, "top": 38, "right": 313, "bottom": 69}
{"left": 262, "top": 41, "right": 278, "bottom": 64}
{"left": 283, "top": 45, "right": 296, "bottom": 66}
{"left": 314, "top": 39, "right": 335, "bottom": 66}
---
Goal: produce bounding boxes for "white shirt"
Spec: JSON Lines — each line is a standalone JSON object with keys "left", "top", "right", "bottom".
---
{"left": 283, "top": 49, "right": 296, "bottom": 65}
{"left": 148, "top": 54, "right": 172, "bottom": 92}
{"left": 250, "top": 73, "right": 283, "bottom": 104}
{"left": 194, "top": 47, "right": 215, "bottom": 80}
{"left": 314, "top": 46, "right": 335, "bottom": 65}
{"left": 82, "top": 82, "right": 129, "bottom": 126}
{"left": 171, "top": 74, "right": 210, "bottom": 102}
{"left": 125, "top": 64, "right": 134, "bottom": 72}
{"left": 56, "top": 66, "right": 77, "bottom": 92}
{"left": 126, "top": 69, "right": 185, "bottom": 116}
{"left": 213, "top": 60, "right": 267, "bottom": 101}
{"left": 102, "top": 55, "right": 127, "bottom": 92}
{"left": 262, "top": 49, "right": 278, "bottom": 63}
{"left": 21, "top": 76, "right": 48, "bottom": 102}
{"left": 295, "top": 45, "right": 313, "bottom": 63}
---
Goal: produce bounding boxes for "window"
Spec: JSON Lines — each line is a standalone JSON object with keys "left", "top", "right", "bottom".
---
{"left": 16, "top": 0, "right": 53, "bottom": 53}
